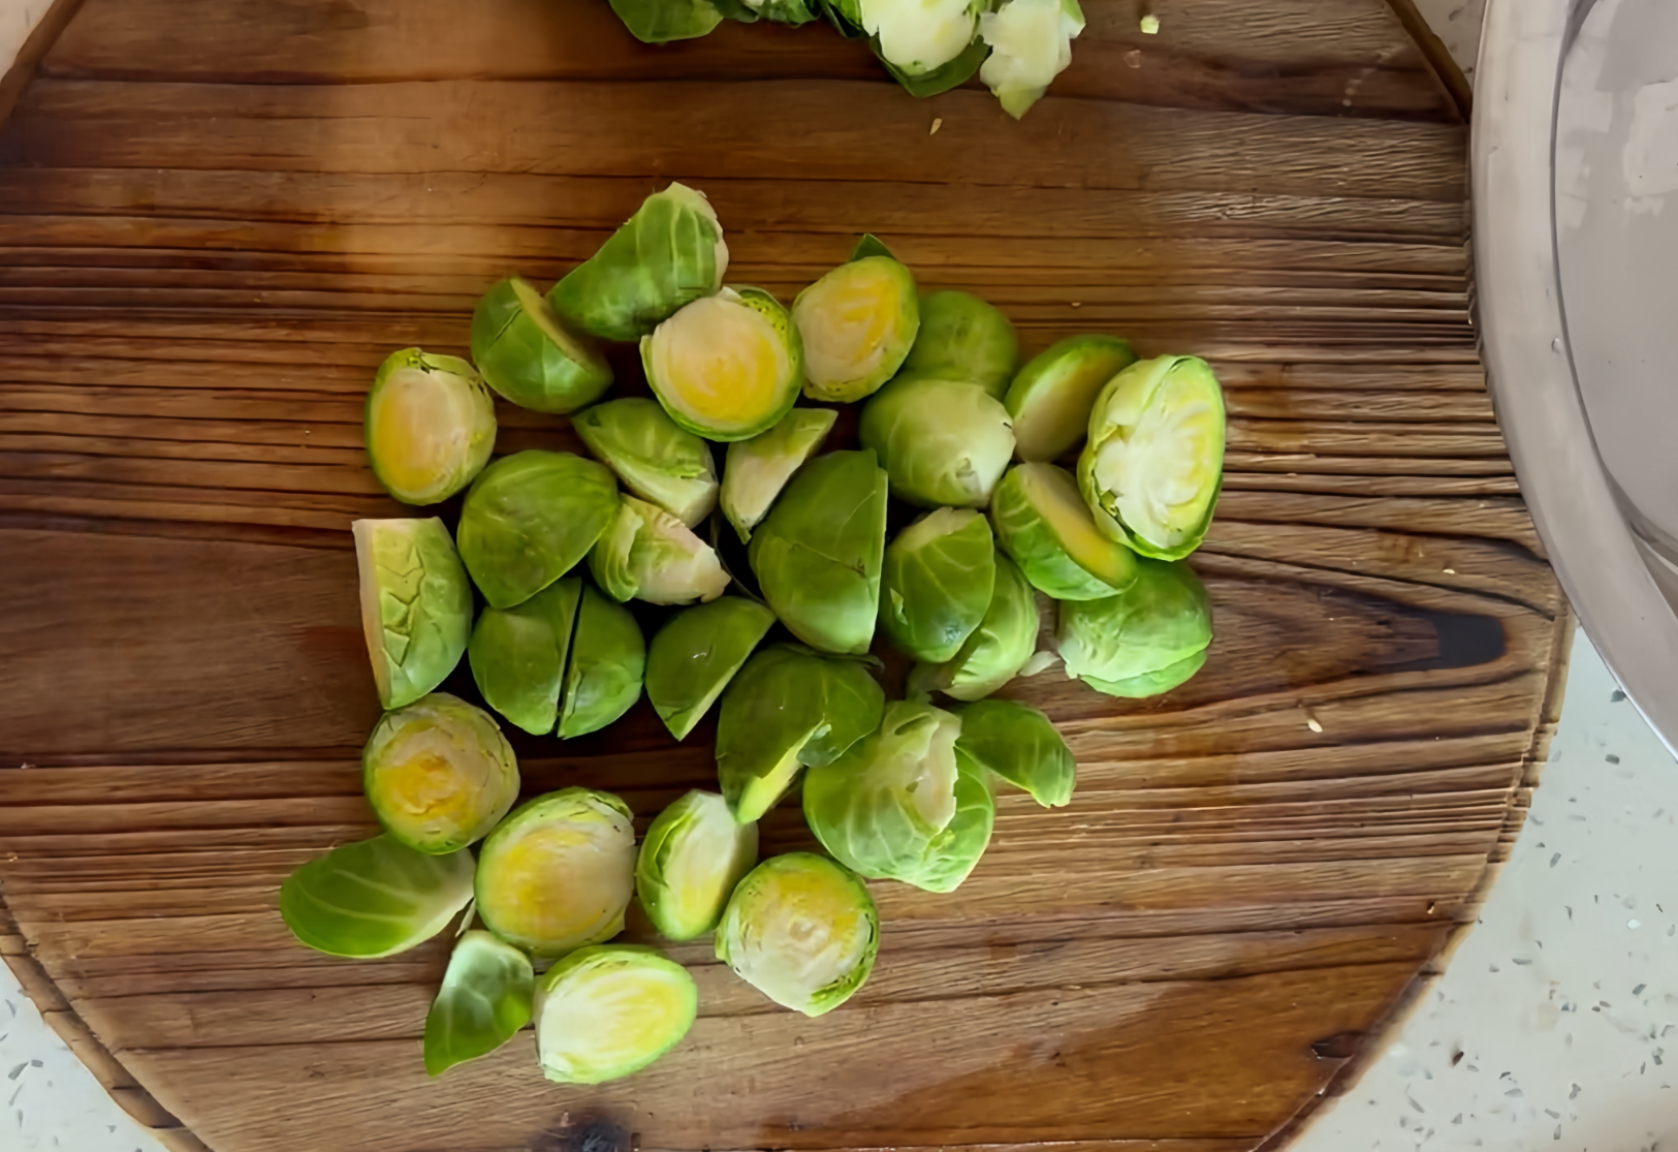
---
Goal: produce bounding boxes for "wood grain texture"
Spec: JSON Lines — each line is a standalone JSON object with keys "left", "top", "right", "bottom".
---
{"left": 0, "top": 2, "right": 1561, "bottom": 1151}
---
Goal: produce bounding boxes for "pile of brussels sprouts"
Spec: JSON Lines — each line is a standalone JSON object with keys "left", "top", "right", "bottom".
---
{"left": 279, "top": 182, "right": 1225, "bottom": 1086}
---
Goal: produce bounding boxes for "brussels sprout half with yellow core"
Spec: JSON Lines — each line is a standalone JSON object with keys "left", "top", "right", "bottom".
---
{"left": 909, "top": 553, "right": 1039, "bottom": 701}
{"left": 470, "top": 276, "right": 612, "bottom": 415}
{"left": 467, "top": 576, "right": 581, "bottom": 737}
{"left": 715, "top": 852, "right": 879, "bottom": 1016}
{"left": 859, "top": 372, "right": 1015, "bottom": 508}
{"left": 645, "top": 596, "right": 776, "bottom": 741}
{"left": 721, "top": 407, "right": 837, "bottom": 543}
{"left": 535, "top": 946, "right": 699, "bottom": 1084}
{"left": 1058, "top": 558, "right": 1213, "bottom": 698}
{"left": 979, "top": 0, "right": 1086, "bottom": 119}
{"left": 1078, "top": 355, "right": 1226, "bottom": 560}
{"left": 793, "top": 253, "right": 919, "bottom": 403}
{"left": 643, "top": 287, "right": 803, "bottom": 443}
{"left": 636, "top": 790, "right": 760, "bottom": 941}
{"left": 590, "top": 495, "right": 730, "bottom": 607}
{"left": 280, "top": 834, "right": 474, "bottom": 959}
{"left": 353, "top": 518, "right": 473, "bottom": 710}
{"left": 990, "top": 463, "right": 1136, "bottom": 601}
{"left": 364, "top": 349, "right": 497, "bottom": 506}
{"left": 901, "top": 289, "right": 1019, "bottom": 399}
{"left": 475, "top": 788, "right": 637, "bottom": 957}
{"left": 1005, "top": 334, "right": 1136, "bottom": 462}
{"left": 574, "top": 397, "right": 719, "bottom": 528}
{"left": 559, "top": 584, "right": 647, "bottom": 739}
{"left": 879, "top": 507, "right": 996, "bottom": 664}
{"left": 363, "top": 693, "right": 520, "bottom": 855}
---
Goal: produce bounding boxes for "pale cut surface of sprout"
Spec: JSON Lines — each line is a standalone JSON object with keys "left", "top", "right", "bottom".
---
{"left": 862, "top": 0, "right": 978, "bottom": 74}
{"left": 979, "top": 0, "right": 1085, "bottom": 118}
{"left": 366, "top": 356, "right": 495, "bottom": 504}
{"left": 644, "top": 288, "right": 801, "bottom": 441}
{"left": 1090, "top": 370, "right": 1222, "bottom": 555}
{"left": 534, "top": 947, "right": 697, "bottom": 1084}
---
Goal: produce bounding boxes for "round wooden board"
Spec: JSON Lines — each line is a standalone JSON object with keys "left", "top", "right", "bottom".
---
{"left": 0, "top": 2, "right": 1568, "bottom": 1151}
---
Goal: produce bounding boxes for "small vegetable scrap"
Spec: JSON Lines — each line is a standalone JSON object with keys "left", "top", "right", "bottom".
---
{"left": 280, "top": 181, "right": 1228, "bottom": 1086}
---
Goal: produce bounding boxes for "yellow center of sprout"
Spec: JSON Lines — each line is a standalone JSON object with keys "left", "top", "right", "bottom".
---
{"left": 732, "top": 866, "right": 869, "bottom": 1007}
{"left": 798, "top": 263, "right": 901, "bottom": 384}
{"left": 651, "top": 295, "right": 786, "bottom": 430}
{"left": 368, "top": 366, "right": 473, "bottom": 498}
{"left": 380, "top": 751, "right": 472, "bottom": 823}
{"left": 484, "top": 822, "right": 635, "bottom": 950}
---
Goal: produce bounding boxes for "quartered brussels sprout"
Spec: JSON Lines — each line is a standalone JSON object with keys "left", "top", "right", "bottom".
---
{"left": 475, "top": 789, "right": 637, "bottom": 957}
{"left": 636, "top": 790, "right": 760, "bottom": 941}
{"left": 575, "top": 397, "right": 719, "bottom": 527}
{"left": 645, "top": 597, "right": 776, "bottom": 741}
{"left": 363, "top": 693, "right": 520, "bottom": 854}
{"left": 468, "top": 576, "right": 580, "bottom": 736}
{"left": 955, "top": 698, "right": 1075, "bottom": 808}
{"left": 880, "top": 507, "right": 996, "bottom": 664}
{"left": 353, "top": 518, "right": 472, "bottom": 711}
{"left": 715, "top": 853, "right": 879, "bottom": 1016}
{"left": 748, "top": 450, "right": 887, "bottom": 655}
{"left": 280, "top": 834, "right": 474, "bottom": 959}
{"left": 990, "top": 463, "right": 1136, "bottom": 600}
{"left": 901, "top": 290, "right": 1020, "bottom": 399}
{"left": 590, "top": 495, "right": 730, "bottom": 607}
{"left": 1078, "top": 355, "right": 1226, "bottom": 560}
{"left": 721, "top": 407, "right": 837, "bottom": 543}
{"left": 560, "top": 584, "right": 646, "bottom": 739}
{"left": 715, "top": 645, "right": 886, "bottom": 823}
{"left": 456, "top": 450, "right": 619, "bottom": 610}
{"left": 470, "top": 276, "right": 613, "bottom": 415}
{"left": 804, "top": 700, "right": 995, "bottom": 892}
{"left": 609, "top": 0, "right": 725, "bottom": 42}
{"left": 643, "top": 287, "right": 804, "bottom": 443}
{"left": 550, "top": 184, "right": 728, "bottom": 342}
{"left": 1006, "top": 334, "right": 1136, "bottom": 462}
{"left": 793, "top": 251, "right": 919, "bottom": 403}
{"left": 535, "top": 946, "right": 698, "bottom": 1084}
{"left": 424, "top": 930, "right": 535, "bottom": 1077}
{"left": 860, "top": 373, "right": 1015, "bottom": 508}
{"left": 909, "top": 553, "right": 1038, "bottom": 701}
{"left": 979, "top": 0, "right": 1086, "bottom": 118}
{"left": 1059, "top": 559, "right": 1213, "bottom": 697}
{"left": 364, "top": 349, "right": 497, "bottom": 506}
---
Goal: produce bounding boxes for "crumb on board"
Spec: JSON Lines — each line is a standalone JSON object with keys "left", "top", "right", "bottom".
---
{"left": 930, "top": 118, "right": 942, "bottom": 136}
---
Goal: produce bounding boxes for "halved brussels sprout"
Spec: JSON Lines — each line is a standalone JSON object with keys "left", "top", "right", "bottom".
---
{"left": 715, "top": 645, "right": 886, "bottom": 823}
{"left": 467, "top": 576, "right": 581, "bottom": 736}
{"left": 353, "top": 518, "right": 473, "bottom": 710}
{"left": 560, "top": 584, "right": 646, "bottom": 739}
{"left": 609, "top": 0, "right": 725, "bottom": 42}
{"left": 363, "top": 693, "right": 520, "bottom": 854}
{"left": 535, "top": 946, "right": 698, "bottom": 1083}
{"left": 646, "top": 597, "right": 776, "bottom": 741}
{"left": 364, "top": 349, "right": 497, "bottom": 506}
{"left": 424, "top": 930, "right": 535, "bottom": 1077}
{"left": 1078, "top": 355, "right": 1226, "bottom": 560}
{"left": 860, "top": 373, "right": 1015, "bottom": 508}
{"left": 721, "top": 408, "right": 837, "bottom": 543}
{"left": 1058, "top": 559, "right": 1213, "bottom": 697}
{"left": 979, "top": 0, "right": 1085, "bottom": 119}
{"left": 880, "top": 507, "right": 996, "bottom": 664}
{"left": 636, "top": 790, "right": 760, "bottom": 941}
{"left": 475, "top": 789, "right": 637, "bottom": 957}
{"left": 1005, "top": 334, "right": 1136, "bottom": 462}
{"left": 857, "top": 0, "right": 987, "bottom": 93}
{"left": 575, "top": 397, "right": 719, "bottom": 527}
{"left": 955, "top": 698, "right": 1075, "bottom": 808}
{"left": 549, "top": 184, "right": 728, "bottom": 342}
{"left": 793, "top": 253, "right": 919, "bottom": 403}
{"left": 748, "top": 450, "right": 888, "bottom": 655}
{"left": 990, "top": 463, "right": 1136, "bottom": 600}
{"left": 715, "top": 852, "right": 879, "bottom": 1016}
{"left": 456, "top": 450, "right": 619, "bottom": 610}
{"left": 643, "top": 287, "right": 803, "bottom": 442}
{"left": 900, "top": 289, "right": 1019, "bottom": 399}
{"left": 280, "top": 834, "right": 474, "bottom": 959}
{"left": 590, "top": 495, "right": 730, "bottom": 607}
{"left": 470, "top": 276, "right": 613, "bottom": 415}
{"left": 909, "top": 553, "right": 1038, "bottom": 701}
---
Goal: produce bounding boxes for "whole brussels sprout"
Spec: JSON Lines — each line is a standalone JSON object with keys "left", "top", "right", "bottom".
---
{"left": 636, "top": 790, "right": 760, "bottom": 941}
{"left": 559, "top": 584, "right": 647, "bottom": 739}
{"left": 468, "top": 576, "right": 581, "bottom": 736}
{"left": 793, "top": 251, "right": 919, "bottom": 403}
{"left": 470, "top": 276, "right": 612, "bottom": 414}
{"left": 1005, "top": 334, "right": 1136, "bottom": 462}
{"left": 860, "top": 373, "right": 1015, "bottom": 508}
{"left": 955, "top": 698, "right": 1075, "bottom": 808}
{"left": 456, "top": 450, "right": 619, "bottom": 609}
{"left": 909, "top": 553, "right": 1038, "bottom": 701}
{"left": 353, "top": 518, "right": 472, "bottom": 710}
{"left": 643, "top": 287, "right": 804, "bottom": 442}
{"left": 362, "top": 693, "right": 520, "bottom": 854}
{"left": 1058, "top": 559, "right": 1213, "bottom": 697}
{"left": 590, "top": 495, "right": 730, "bottom": 607}
{"left": 979, "top": 0, "right": 1086, "bottom": 119}
{"left": 721, "top": 408, "right": 837, "bottom": 543}
{"left": 990, "top": 463, "right": 1136, "bottom": 600}
{"left": 364, "top": 349, "right": 497, "bottom": 506}
{"left": 879, "top": 507, "right": 996, "bottom": 664}
{"left": 574, "top": 397, "right": 718, "bottom": 528}
{"left": 645, "top": 596, "right": 776, "bottom": 741}
{"left": 280, "top": 834, "right": 474, "bottom": 959}
{"left": 534, "top": 946, "right": 698, "bottom": 1083}
{"left": 900, "top": 289, "right": 1019, "bottom": 398}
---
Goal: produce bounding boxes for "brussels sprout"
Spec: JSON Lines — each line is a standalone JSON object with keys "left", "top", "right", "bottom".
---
{"left": 575, "top": 398, "right": 719, "bottom": 527}
{"left": 1078, "top": 355, "right": 1226, "bottom": 560}
{"left": 609, "top": 0, "right": 725, "bottom": 42}
{"left": 720, "top": 408, "right": 837, "bottom": 543}
{"left": 1058, "top": 559, "right": 1213, "bottom": 697}
{"left": 955, "top": 698, "right": 1075, "bottom": 808}
{"left": 549, "top": 184, "right": 728, "bottom": 342}
{"left": 645, "top": 597, "right": 776, "bottom": 741}
{"left": 456, "top": 450, "right": 619, "bottom": 610}
{"left": 715, "top": 853, "right": 879, "bottom": 1016}
{"left": 860, "top": 373, "right": 1015, "bottom": 509}
{"left": 353, "top": 518, "right": 472, "bottom": 710}
{"left": 642, "top": 287, "right": 804, "bottom": 442}
{"left": 978, "top": 0, "right": 1085, "bottom": 118}
{"left": 636, "top": 790, "right": 760, "bottom": 941}
{"left": 423, "top": 930, "right": 535, "bottom": 1077}
{"left": 535, "top": 945, "right": 698, "bottom": 1083}
{"left": 900, "top": 290, "right": 1019, "bottom": 399}
{"left": 849, "top": 0, "right": 989, "bottom": 95}
{"left": 793, "top": 254, "right": 919, "bottom": 403}
{"left": 990, "top": 463, "right": 1136, "bottom": 600}
{"left": 909, "top": 553, "right": 1038, "bottom": 701}
{"left": 590, "top": 495, "right": 730, "bottom": 607}
{"left": 280, "top": 834, "right": 474, "bottom": 959}
{"left": 364, "top": 349, "right": 497, "bottom": 506}
{"left": 879, "top": 508, "right": 996, "bottom": 664}
{"left": 1005, "top": 335, "right": 1136, "bottom": 462}
{"left": 560, "top": 585, "right": 647, "bottom": 739}
{"left": 875, "top": 33, "right": 990, "bottom": 98}
{"left": 732, "top": 0, "right": 820, "bottom": 23}
{"left": 748, "top": 450, "right": 887, "bottom": 655}
{"left": 470, "top": 276, "right": 613, "bottom": 415}
{"left": 467, "top": 576, "right": 580, "bottom": 736}
{"left": 475, "top": 789, "right": 637, "bottom": 957}
{"left": 363, "top": 693, "right": 520, "bottom": 854}
{"left": 715, "top": 645, "right": 886, "bottom": 823}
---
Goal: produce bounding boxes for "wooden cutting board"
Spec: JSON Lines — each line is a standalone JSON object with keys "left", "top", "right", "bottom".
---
{"left": 0, "top": 2, "right": 1567, "bottom": 1150}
